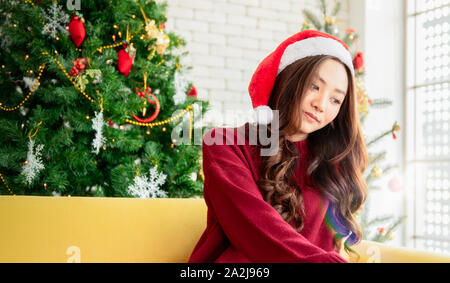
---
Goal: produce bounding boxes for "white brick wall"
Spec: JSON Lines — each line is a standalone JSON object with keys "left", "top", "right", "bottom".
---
{"left": 165, "top": 0, "right": 350, "bottom": 127}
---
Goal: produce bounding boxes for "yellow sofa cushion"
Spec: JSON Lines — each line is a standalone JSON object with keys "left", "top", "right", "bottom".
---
{"left": 1, "top": 196, "right": 449, "bottom": 263}
{"left": 0, "top": 196, "right": 207, "bottom": 263}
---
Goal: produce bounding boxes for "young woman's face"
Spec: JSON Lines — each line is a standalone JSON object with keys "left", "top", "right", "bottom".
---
{"left": 289, "top": 59, "right": 348, "bottom": 142}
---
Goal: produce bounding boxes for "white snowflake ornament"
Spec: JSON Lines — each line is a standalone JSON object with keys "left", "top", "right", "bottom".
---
{"left": 128, "top": 167, "right": 167, "bottom": 199}
{"left": 91, "top": 110, "right": 106, "bottom": 154}
{"left": 21, "top": 138, "right": 45, "bottom": 185}
{"left": 41, "top": 2, "right": 70, "bottom": 39}
{"left": 23, "top": 77, "right": 38, "bottom": 91}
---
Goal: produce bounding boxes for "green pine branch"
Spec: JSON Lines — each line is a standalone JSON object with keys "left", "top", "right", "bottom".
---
{"left": 320, "top": 0, "right": 328, "bottom": 17}
{"left": 369, "top": 151, "right": 387, "bottom": 165}
{"left": 331, "top": 1, "right": 342, "bottom": 17}
{"left": 366, "top": 128, "right": 395, "bottom": 147}
{"left": 302, "top": 9, "right": 323, "bottom": 30}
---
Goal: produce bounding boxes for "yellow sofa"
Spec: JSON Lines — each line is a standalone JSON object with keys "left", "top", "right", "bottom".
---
{"left": 1, "top": 195, "right": 449, "bottom": 263}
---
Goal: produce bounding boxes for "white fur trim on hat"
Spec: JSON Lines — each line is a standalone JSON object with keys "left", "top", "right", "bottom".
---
{"left": 278, "top": 37, "right": 355, "bottom": 76}
{"left": 253, "top": 105, "right": 273, "bottom": 125}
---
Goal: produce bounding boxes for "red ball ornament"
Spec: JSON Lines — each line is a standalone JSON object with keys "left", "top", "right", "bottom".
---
{"left": 117, "top": 46, "right": 134, "bottom": 76}
{"left": 353, "top": 51, "right": 365, "bottom": 73}
{"left": 68, "top": 15, "right": 86, "bottom": 47}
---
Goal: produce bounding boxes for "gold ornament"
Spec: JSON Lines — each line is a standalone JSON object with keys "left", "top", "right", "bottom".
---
{"left": 372, "top": 165, "right": 382, "bottom": 178}
{"left": 145, "top": 20, "right": 160, "bottom": 40}
{"left": 356, "top": 78, "right": 370, "bottom": 118}
{"left": 324, "top": 16, "right": 339, "bottom": 25}
{"left": 156, "top": 33, "right": 170, "bottom": 56}
{"left": 140, "top": 6, "right": 159, "bottom": 40}
{"left": 301, "top": 21, "right": 310, "bottom": 31}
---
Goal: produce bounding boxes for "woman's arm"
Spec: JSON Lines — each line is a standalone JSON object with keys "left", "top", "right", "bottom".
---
{"left": 202, "top": 128, "right": 348, "bottom": 263}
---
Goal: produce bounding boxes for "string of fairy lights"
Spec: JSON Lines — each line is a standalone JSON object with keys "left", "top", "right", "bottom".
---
{"left": 0, "top": 2, "right": 195, "bottom": 195}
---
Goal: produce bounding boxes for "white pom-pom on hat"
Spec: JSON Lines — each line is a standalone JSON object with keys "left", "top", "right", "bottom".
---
{"left": 253, "top": 105, "right": 274, "bottom": 125}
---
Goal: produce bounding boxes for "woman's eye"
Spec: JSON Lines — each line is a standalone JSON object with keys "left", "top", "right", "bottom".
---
{"left": 311, "top": 84, "right": 319, "bottom": 91}
{"left": 332, "top": 98, "right": 341, "bottom": 105}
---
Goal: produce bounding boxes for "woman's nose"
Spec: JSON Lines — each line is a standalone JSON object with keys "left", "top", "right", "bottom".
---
{"left": 312, "top": 92, "right": 327, "bottom": 112}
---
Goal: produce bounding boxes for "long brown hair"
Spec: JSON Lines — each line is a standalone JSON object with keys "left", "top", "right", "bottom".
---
{"left": 245, "top": 55, "right": 368, "bottom": 259}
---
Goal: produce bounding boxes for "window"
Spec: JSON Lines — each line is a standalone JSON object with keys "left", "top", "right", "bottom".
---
{"left": 406, "top": 0, "right": 450, "bottom": 254}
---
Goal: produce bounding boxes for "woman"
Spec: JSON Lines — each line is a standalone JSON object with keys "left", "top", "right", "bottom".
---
{"left": 188, "top": 30, "right": 368, "bottom": 263}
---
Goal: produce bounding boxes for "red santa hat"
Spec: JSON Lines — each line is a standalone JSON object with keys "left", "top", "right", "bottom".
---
{"left": 249, "top": 29, "right": 355, "bottom": 125}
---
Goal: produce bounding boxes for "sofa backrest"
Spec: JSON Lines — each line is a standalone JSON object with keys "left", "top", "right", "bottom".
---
{"left": 0, "top": 196, "right": 207, "bottom": 263}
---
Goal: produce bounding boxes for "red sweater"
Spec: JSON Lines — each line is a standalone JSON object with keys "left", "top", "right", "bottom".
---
{"left": 188, "top": 127, "right": 349, "bottom": 263}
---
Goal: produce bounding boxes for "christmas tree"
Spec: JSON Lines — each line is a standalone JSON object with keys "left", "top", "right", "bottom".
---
{"left": 302, "top": 0, "right": 406, "bottom": 243}
{"left": 0, "top": 0, "right": 209, "bottom": 198}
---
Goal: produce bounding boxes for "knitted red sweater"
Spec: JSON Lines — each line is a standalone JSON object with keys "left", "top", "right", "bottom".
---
{"left": 188, "top": 127, "right": 349, "bottom": 263}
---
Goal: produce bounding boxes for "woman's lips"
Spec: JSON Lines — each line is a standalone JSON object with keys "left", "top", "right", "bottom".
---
{"left": 305, "top": 112, "right": 320, "bottom": 123}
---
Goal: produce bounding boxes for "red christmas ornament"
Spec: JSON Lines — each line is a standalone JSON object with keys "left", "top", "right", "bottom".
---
{"left": 132, "top": 87, "right": 160, "bottom": 123}
{"left": 187, "top": 85, "right": 198, "bottom": 99}
{"left": 68, "top": 15, "right": 86, "bottom": 47}
{"left": 388, "top": 176, "right": 403, "bottom": 192}
{"left": 69, "top": 57, "right": 89, "bottom": 77}
{"left": 353, "top": 51, "right": 365, "bottom": 73}
{"left": 346, "top": 29, "right": 356, "bottom": 34}
{"left": 117, "top": 45, "right": 134, "bottom": 76}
